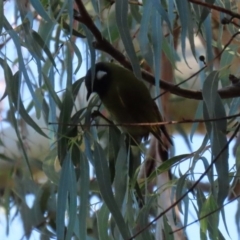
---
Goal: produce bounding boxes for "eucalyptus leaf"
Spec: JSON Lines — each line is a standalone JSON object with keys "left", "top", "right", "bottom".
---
{"left": 93, "top": 141, "right": 131, "bottom": 239}
{"left": 115, "top": 0, "right": 141, "bottom": 79}
{"left": 78, "top": 151, "right": 90, "bottom": 240}
{"left": 202, "top": 71, "right": 229, "bottom": 206}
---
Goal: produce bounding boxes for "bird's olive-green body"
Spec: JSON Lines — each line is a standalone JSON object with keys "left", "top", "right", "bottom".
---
{"left": 85, "top": 62, "right": 172, "bottom": 146}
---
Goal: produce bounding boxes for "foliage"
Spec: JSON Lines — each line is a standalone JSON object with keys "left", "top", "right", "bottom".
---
{"left": 0, "top": 0, "right": 240, "bottom": 239}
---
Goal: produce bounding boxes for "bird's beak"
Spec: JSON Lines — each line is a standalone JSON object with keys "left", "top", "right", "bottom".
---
{"left": 86, "top": 91, "right": 91, "bottom": 101}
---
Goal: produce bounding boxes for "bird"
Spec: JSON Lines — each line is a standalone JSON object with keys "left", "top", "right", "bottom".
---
{"left": 85, "top": 62, "right": 173, "bottom": 155}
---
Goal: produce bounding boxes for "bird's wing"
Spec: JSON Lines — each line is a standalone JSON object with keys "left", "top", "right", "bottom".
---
{"left": 116, "top": 79, "right": 172, "bottom": 145}
{"left": 114, "top": 75, "right": 173, "bottom": 165}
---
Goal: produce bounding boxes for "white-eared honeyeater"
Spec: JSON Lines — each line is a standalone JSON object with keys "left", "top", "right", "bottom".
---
{"left": 85, "top": 62, "right": 172, "bottom": 150}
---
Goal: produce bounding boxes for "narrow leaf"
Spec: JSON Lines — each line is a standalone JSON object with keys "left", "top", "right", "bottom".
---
{"left": 79, "top": 152, "right": 89, "bottom": 240}
{"left": 115, "top": 0, "right": 141, "bottom": 79}
{"left": 93, "top": 141, "right": 131, "bottom": 239}
{"left": 202, "top": 71, "right": 229, "bottom": 206}
{"left": 139, "top": 0, "right": 153, "bottom": 67}
{"left": 30, "top": 0, "right": 52, "bottom": 22}
{"left": 65, "top": 155, "right": 77, "bottom": 240}
{"left": 32, "top": 30, "right": 57, "bottom": 68}
{"left": 56, "top": 153, "right": 71, "bottom": 240}
{"left": 97, "top": 204, "right": 111, "bottom": 240}
{"left": 175, "top": 0, "right": 189, "bottom": 65}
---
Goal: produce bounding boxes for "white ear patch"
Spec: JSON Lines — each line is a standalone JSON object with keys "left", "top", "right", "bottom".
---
{"left": 96, "top": 70, "right": 107, "bottom": 80}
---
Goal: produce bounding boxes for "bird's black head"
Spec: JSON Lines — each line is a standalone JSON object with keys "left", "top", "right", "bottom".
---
{"left": 85, "top": 62, "right": 112, "bottom": 101}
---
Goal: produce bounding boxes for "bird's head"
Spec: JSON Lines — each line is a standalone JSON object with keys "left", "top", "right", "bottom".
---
{"left": 85, "top": 62, "right": 112, "bottom": 101}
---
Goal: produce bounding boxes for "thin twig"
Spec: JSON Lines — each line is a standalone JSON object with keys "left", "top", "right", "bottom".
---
{"left": 128, "top": 123, "right": 240, "bottom": 239}
{"left": 188, "top": 0, "right": 240, "bottom": 20}
{"left": 49, "top": 112, "right": 240, "bottom": 128}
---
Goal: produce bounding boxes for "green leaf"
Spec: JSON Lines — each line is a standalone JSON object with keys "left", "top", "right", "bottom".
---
{"left": 229, "top": 97, "right": 240, "bottom": 116}
{"left": 151, "top": 9, "right": 162, "bottom": 104}
{"left": 135, "top": 196, "right": 156, "bottom": 239}
{"left": 200, "top": 194, "right": 219, "bottom": 239}
{"left": 175, "top": 0, "right": 189, "bottom": 66}
{"left": 71, "top": 41, "right": 83, "bottom": 75}
{"left": 32, "top": 30, "right": 57, "bottom": 68}
{"left": 198, "top": 157, "right": 212, "bottom": 184}
{"left": 0, "top": 0, "right": 3, "bottom": 34}
{"left": 43, "top": 70, "right": 62, "bottom": 108}
{"left": 78, "top": 151, "right": 90, "bottom": 240}
{"left": 108, "top": 125, "right": 121, "bottom": 183}
{"left": 163, "top": 215, "right": 174, "bottom": 240}
{"left": 65, "top": 153, "right": 77, "bottom": 240}
{"left": 97, "top": 204, "right": 111, "bottom": 240}
{"left": 114, "top": 137, "right": 128, "bottom": 210}
{"left": 93, "top": 141, "right": 131, "bottom": 239}
{"left": 154, "top": 0, "right": 172, "bottom": 32}
{"left": 176, "top": 174, "right": 188, "bottom": 214}
{"left": 2, "top": 62, "right": 33, "bottom": 177}
{"left": 56, "top": 153, "right": 77, "bottom": 240}
{"left": 56, "top": 153, "right": 70, "bottom": 240}
{"left": 81, "top": 24, "right": 96, "bottom": 69}
{"left": 202, "top": 71, "right": 229, "bottom": 206}
{"left": 47, "top": 67, "right": 58, "bottom": 137}
{"left": 162, "top": 36, "right": 177, "bottom": 70}
{"left": 4, "top": 25, "right": 41, "bottom": 111}
{"left": 66, "top": 0, "right": 73, "bottom": 36}
{"left": 42, "top": 149, "right": 60, "bottom": 184}
{"left": 139, "top": 0, "right": 153, "bottom": 67}
{"left": 220, "top": 208, "right": 230, "bottom": 239}
{"left": 115, "top": 0, "right": 141, "bottom": 79}
{"left": 72, "top": 77, "right": 84, "bottom": 101}
{"left": 66, "top": 43, "right": 73, "bottom": 89}
{"left": 57, "top": 89, "right": 74, "bottom": 164}
{"left": 190, "top": 101, "right": 203, "bottom": 142}
{"left": 203, "top": 15, "right": 214, "bottom": 66}
{"left": 62, "top": 21, "right": 86, "bottom": 38}
{"left": 147, "top": 154, "right": 191, "bottom": 184}
{"left": 0, "top": 154, "right": 15, "bottom": 163}
{"left": 130, "top": 4, "right": 141, "bottom": 23}
{"left": 187, "top": 4, "right": 197, "bottom": 59}
{"left": 0, "top": 85, "right": 8, "bottom": 101}
{"left": 9, "top": 71, "right": 48, "bottom": 138}
{"left": 30, "top": 0, "right": 52, "bottom": 22}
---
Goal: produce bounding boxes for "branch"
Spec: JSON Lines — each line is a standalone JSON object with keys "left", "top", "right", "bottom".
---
{"left": 51, "top": 112, "right": 240, "bottom": 128}
{"left": 75, "top": 0, "right": 240, "bottom": 100}
{"left": 188, "top": 0, "right": 240, "bottom": 20}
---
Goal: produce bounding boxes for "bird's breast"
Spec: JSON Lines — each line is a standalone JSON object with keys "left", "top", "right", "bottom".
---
{"left": 101, "top": 97, "right": 149, "bottom": 138}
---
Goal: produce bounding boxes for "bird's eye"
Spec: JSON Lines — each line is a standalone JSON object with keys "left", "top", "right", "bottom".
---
{"left": 96, "top": 70, "right": 107, "bottom": 80}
